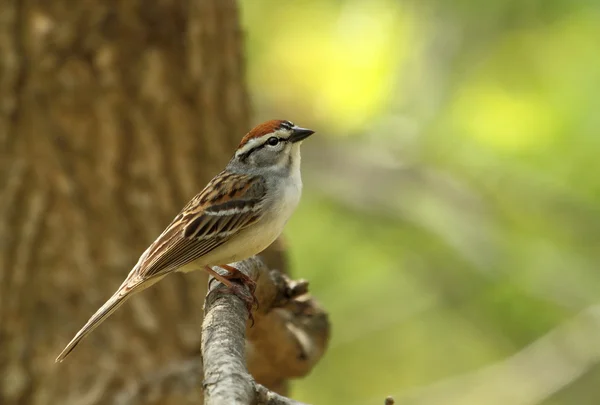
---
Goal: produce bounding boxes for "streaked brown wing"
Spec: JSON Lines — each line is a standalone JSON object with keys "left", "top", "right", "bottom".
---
{"left": 136, "top": 173, "right": 267, "bottom": 278}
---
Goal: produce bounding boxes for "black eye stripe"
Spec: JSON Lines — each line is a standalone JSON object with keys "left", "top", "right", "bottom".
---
{"left": 238, "top": 137, "right": 285, "bottom": 161}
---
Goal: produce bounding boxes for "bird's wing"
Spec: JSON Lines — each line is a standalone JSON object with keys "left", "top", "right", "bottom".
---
{"left": 55, "top": 172, "right": 268, "bottom": 362}
{"left": 136, "top": 172, "right": 267, "bottom": 278}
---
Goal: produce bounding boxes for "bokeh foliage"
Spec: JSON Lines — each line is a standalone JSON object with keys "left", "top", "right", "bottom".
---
{"left": 242, "top": 0, "right": 600, "bottom": 403}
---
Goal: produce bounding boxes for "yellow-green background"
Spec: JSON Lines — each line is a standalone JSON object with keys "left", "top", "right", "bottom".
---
{"left": 241, "top": 1, "right": 600, "bottom": 403}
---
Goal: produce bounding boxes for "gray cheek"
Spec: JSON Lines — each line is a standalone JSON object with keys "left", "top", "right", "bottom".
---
{"left": 250, "top": 151, "right": 268, "bottom": 167}
{"left": 248, "top": 154, "right": 258, "bottom": 166}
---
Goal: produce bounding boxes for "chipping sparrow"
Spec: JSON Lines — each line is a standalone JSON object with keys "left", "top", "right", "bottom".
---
{"left": 56, "top": 119, "right": 314, "bottom": 362}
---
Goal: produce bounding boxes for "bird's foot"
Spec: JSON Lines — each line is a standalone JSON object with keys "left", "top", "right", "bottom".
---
{"left": 205, "top": 265, "right": 258, "bottom": 326}
{"left": 218, "top": 264, "right": 257, "bottom": 296}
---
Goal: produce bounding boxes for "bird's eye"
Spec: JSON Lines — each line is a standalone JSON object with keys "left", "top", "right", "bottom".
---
{"left": 267, "top": 137, "right": 279, "bottom": 146}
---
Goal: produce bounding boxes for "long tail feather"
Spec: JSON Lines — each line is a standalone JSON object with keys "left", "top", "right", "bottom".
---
{"left": 55, "top": 279, "right": 142, "bottom": 363}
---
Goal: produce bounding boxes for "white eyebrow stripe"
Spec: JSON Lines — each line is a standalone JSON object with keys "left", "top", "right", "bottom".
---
{"left": 235, "top": 130, "right": 288, "bottom": 156}
{"left": 236, "top": 137, "right": 264, "bottom": 155}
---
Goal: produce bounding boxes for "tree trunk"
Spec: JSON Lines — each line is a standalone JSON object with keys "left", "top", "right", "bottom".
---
{"left": 0, "top": 1, "right": 262, "bottom": 403}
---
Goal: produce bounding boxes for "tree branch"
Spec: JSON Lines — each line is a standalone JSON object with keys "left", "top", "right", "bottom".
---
{"left": 112, "top": 254, "right": 329, "bottom": 405}
{"left": 201, "top": 263, "right": 256, "bottom": 404}
{"left": 201, "top": 257, "right": 324, "bottom": 405}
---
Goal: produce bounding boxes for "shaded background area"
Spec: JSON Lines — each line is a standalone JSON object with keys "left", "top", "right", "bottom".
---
{"left": 240, "top": 0, "right": 600, "bottom": 404}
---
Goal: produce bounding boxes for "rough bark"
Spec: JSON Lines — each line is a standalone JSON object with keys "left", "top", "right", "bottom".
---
{"left": 202, "top": 258, "right": 328, "bottom": 405}
{"left": 0, "top": 1, "right": 299, "bottom": 404}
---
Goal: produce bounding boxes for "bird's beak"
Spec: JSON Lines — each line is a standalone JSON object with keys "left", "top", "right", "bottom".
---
{"left": 289, "top": 126, "right": 315, "bottom": 143}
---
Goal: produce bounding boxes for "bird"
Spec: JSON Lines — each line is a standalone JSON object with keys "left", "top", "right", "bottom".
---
{"left": 55, "top": 119, "right": 315, "bottom": 362}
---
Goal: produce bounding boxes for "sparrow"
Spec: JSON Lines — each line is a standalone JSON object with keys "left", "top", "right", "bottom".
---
{"left": 55, "top": 119, "right": 315, "bottom": 362}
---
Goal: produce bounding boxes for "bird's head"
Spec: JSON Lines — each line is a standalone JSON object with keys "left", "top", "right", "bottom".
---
{"left": 232, "top": 120, "right": 315, "bottom": 172}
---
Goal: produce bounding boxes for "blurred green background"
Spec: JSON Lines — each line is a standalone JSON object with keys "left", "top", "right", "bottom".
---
{"left": 241, "top": 1, "right": 600, "bottom": 404}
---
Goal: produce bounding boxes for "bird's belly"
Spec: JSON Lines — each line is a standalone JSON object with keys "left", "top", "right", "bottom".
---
{"left": 225, "top": 219, "right": 284, "bottom": 261}
{"left": 180, "top": 217, "right": 286, "bottom": 272}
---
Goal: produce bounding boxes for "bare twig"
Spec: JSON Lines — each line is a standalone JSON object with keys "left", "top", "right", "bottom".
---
{"left": 255, "top": 384, "right": 308, "bottom": 405}
{"left": 201, "top": 257, "right": 319, "bottom": 405}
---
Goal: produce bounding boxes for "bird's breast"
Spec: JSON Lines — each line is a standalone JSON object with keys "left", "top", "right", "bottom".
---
{"left": 270, "top": 165, "right": 302, "bottom": 225}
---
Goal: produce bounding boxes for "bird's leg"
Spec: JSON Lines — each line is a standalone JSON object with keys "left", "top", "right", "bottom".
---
{"left": 203, "top": 265, "right": 235, "bottom": 288}
{"left": 218, "top": 263, "right": 257, "bottom": 294}
{"left": 219, "top": 264, "right": 259, "bottom": 315}
{"left": 204, "top": 265, "right": 257, "bottom": 325}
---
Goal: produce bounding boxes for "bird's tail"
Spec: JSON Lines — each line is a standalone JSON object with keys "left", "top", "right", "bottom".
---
{"left": 55, "top": 278, "right": 143, "bottom": 363}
